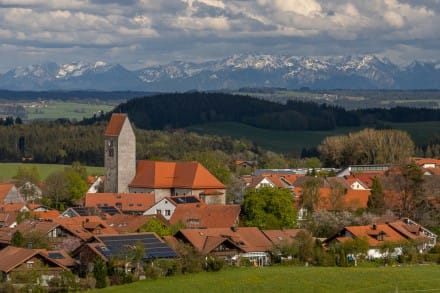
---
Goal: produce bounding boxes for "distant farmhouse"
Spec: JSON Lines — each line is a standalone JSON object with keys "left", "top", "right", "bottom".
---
{"left": 104, "top": 113, "right": 226, "bottom": 204}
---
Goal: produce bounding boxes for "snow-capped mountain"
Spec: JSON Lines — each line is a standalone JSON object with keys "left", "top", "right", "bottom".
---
{"left": 0, "top": 55, "right": 439, "bottom": 91}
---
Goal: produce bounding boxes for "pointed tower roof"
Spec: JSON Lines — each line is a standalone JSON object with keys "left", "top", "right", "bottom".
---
{"left": 105, "top": 113, "right": 128, "bottom": 137}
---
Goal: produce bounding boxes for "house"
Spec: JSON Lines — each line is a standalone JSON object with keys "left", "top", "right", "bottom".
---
{"left": 104, "top": 113, "right": 227, "bottom": 205}
{"left": 168, "top": 203, "right": 241, "bottom": 228}
{"left": 54, "top": 216, "right": 119, "bottom": 241}
{"left": 85, "top": 192, "right": 155, "bottom": 214}
{"left": 8, "top": 219, "right": 86, "bottom": 252}
{"left": 0, "top": 246, "right": 67, "bottom": 283}
{"left": 0, "top": 183, "right": 25, "bottom": 204}
{"left": 324, "top": 219, "right": 435, "bottom": 259}
{"left": 74, "top": 233, "right": 178, "bottom": 274}
{"left": 143, "top": 196, "right": 202, "bottom": 220}
{"left": 175, "top": 227, "right": 272, "bottom": 266}
{"left": 129, "top": 160, "right": 226, "bottom": 204}
{"left": 105, "top": 214, "right": 157, "bottom": 234}
{"left": 245, "top": 173, "right": 297, "bottom": 190}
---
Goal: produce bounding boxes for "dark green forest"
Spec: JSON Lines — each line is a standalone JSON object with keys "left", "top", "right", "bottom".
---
{"left": 82, "top": 92, "right": 440, "bottom": 131}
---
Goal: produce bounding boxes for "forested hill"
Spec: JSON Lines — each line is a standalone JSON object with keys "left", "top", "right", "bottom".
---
{"left": 84, "top": 92, "right": 440, "bottom": 131}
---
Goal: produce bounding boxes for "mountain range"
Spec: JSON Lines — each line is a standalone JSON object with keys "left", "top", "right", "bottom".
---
{"left": 1, "top": 55, "right": 439, "bottom": 91}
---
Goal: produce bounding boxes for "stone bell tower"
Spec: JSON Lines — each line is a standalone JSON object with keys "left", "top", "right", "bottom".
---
{"left": 104, "top": 113, "right": 136, "bottom": 193}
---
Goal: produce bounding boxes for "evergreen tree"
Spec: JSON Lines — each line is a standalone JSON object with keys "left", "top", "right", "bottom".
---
{"left": 93, "top": 257, "right": 108, "bottom": 289}
{"left": 367, "top": 177, "right": 386, "bottom": 215}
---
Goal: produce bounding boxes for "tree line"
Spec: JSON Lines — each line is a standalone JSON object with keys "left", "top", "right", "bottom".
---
{"left": 81, "top": 92, "right": 440, "bottom": 132}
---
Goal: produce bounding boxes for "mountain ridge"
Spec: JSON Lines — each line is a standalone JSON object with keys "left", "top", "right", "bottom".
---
{"left": 1, "top": 54, "right": 439, "bottom": 91}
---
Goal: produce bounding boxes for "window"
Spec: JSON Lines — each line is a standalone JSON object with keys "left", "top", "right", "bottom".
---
{"left": 165, "top": 210, "right": 171, "bottom": 216}
{"left": 156, "top": 209, "right": 162, "bottom": 214}
{"left": 107, "top": 140, "right": 114, "bottom": 157}
{"left": 26, "top": 261, "right": 34, "bottom": 269}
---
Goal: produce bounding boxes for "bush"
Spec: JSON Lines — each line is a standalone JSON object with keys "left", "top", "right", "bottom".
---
{"left": 144, "top": 264, "right": 162, "bottom": 280}
{"left": 153, "top": 259, "right": 182, "bottom": 277}
{"left": 206, "top": 257, "right": 224, "bottom": 272}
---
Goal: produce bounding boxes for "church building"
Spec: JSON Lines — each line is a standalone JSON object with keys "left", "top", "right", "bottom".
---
{"left": 104, "top": 114, "right": 226, "bottom": 204}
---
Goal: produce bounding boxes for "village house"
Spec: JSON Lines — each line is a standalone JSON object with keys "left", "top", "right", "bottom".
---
{"left": 85, "top": 192, "right": 155, "bottom": 215}
{"left": 174, "top": 227, "right": 272, "bottom": 266}
{"left": 324, "top": 218, "right": 437, "bottom": 259}
{"left": 0, "top": 183, "right": 25, "bottom": 205}
{"left": 74, "top": 232, "right": 178, "bottom": 275}
{"left": 0, "top": 246, "right": 67, "bottom": 284}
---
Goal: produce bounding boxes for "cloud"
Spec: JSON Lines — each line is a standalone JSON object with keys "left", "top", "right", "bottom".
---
{"left": 0, "top": 0, "right": 438, "bottom": 72}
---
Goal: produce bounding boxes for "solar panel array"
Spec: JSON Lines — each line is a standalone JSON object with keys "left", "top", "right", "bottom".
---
{"left": 98, "top": 206, "right": 121, "bottom": 215}
{"left": 172, "top": 196, "right": 200, "bottom": 204}
{"left": 96, "top": 234, "right": 178, "bottom": 260}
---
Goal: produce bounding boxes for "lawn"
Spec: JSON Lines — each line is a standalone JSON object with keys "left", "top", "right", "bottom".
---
{"left": 24, "top": 101, "right": 115, "bottom": 121}
{"left": 0, "top": 163, "right": 103, "bottom": 181}
{"left": 187, "top": 121, "right": 440, "bottom": 154}
{"left": 94, "top": 265, "right": 440, "bottom": 293}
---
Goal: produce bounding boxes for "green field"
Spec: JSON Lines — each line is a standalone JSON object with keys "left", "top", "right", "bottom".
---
{"left": 24, "top": 101, "right": 115, "bottom": 121}
{"left": 187, "top": 121, "right": 440, "bottom": 153}
{"left": 94, "top": 265, "right": 440, "bottom": 293}
{"left": 0, "top": 163, "right": 103, "bottom": 181}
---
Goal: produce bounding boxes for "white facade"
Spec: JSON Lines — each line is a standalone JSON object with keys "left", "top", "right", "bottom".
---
{"left": 143, "top": 198, "right": 177, "bottom": 220}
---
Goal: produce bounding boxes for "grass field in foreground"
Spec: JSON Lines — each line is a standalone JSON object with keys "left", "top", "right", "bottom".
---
{"left": 188, "top": 121, "right": 440, "bottom": 154}
{"left": 0, "top": 163, "right": 103, "bottom": 181}
{"left": 94, "top": 265, "right": 440, "bottom": 293}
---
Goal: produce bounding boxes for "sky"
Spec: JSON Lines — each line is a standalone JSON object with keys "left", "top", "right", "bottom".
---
{"left": 0, "top": 0, "right": 439, "bottom": 73}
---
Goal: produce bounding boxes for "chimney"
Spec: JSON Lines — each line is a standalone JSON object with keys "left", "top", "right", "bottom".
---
{"left": 231, "top": 226, "right": 237, "bottom": 232}
{"left": 372, "top": 223, "right": 377, "bottom": 230}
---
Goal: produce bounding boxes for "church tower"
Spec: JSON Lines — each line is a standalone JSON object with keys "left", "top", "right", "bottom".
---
{"left": 104, "top": 113, "right": 136, "bottom": 193}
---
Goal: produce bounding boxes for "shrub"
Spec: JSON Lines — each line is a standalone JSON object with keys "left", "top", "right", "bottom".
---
{"left": 206, "top": 257, "right": 224, "bottom": 272}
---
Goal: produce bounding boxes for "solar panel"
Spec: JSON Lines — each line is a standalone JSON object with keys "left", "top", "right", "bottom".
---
{"left": 48, "top": 252, "right": 65, "bottom": 259}
{"left": 97, "top": 233, "right": 178, "bottom": 259}
{"left": 172, "top": 196, "right": 200, "bottom": 204}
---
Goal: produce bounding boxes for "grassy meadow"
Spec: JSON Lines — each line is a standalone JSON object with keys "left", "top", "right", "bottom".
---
{"left": 93, "top": 265, "right": 440, "bottom": 293}
{"left": 188, "top": 121, "right": 440, "bottom": 154}
{"left": 0, "top": 163, "right": 103, "bottom": 181}
{"left": 24, "top": 101, "right": 115, "bottom": 121}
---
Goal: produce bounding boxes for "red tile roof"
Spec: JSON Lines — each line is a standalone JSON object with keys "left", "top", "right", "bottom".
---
{"left": 104, "top": 113, "right": 127, "bottom": 136}
{"left": 169, "top": 204, "right": 240, "bottom": 228}
{"left": 129, "top": 160, "right": 225, "bottom": 189}
{"left": 342, "top": 224, "right": 407, "bottom": 247}
{"left": 85, "top": 192, "right": 155, "bottom": 212}
{"left": 0, "top": 183, "right": 14, "bottom": 203}
{"left": 105, "top": 214, "right": 156, "bottom": 234}
{"left": 262, "top": 229, "right": 308, "bottom": 246}
{"left": 178, "top": 227, "right": 273, "bottom": 254}
{"left": 53, "top": 216, "right": 118, "bottom": 241}
{"left": 0, "top": 246, "right": 67, "bottom": 273}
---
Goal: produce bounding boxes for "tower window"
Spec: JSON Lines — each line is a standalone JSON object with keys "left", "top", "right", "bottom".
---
{"left": 107, "top": 140, "right": 114, "bottom": 157}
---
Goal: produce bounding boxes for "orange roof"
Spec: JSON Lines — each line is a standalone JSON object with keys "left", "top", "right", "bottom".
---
{"left": 104, "top": 113, "right": 127, "bottom": 136}
{"left": 344, "top": 224, "right": 407, "bottom": 247}
{"left": 415, "top": 158, "right": 440, "bottom": 167}
{"left": 178, "top": 227, "right": 273, "bottom": 254}
{"left": 0, "top": 246, "right": 67, "bottom": 273}
{"left": 85, "top": 192, "right": 155, "bottom": 212}
{"left": 0, "top": 183, "right": 14, "bottom": 203}
{"left": 130, "top": 160, "right": 225, "bottom": 189}
{"left": 0, "top": 203, "right": 27, "bottom": 213}
{"left": 169, "top": 204, "right": 240, "bottom": 228}
{"left": 105, "top": 214, "right": 155, "bottom": 234}
{"left": 31, "top": 210, "right": 61, "bottom": 220}
{"left": 262, "top": 229, "right": 308, "bottom": 246}
{"left": 310, "top": 188, "right": 371, "bottom": 211}
{"left": 53, "top": 216, "right": 118, "bottom": 240}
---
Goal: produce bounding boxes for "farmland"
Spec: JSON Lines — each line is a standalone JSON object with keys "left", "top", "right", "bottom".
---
{"left": 0, "top": 163, "right": 103, "bottom": 181}
{"left": 93, "top": 265, "right": 440, "bottom": 293}
{"left": 187, "top": 121, "right": 440, "bottom": 153}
